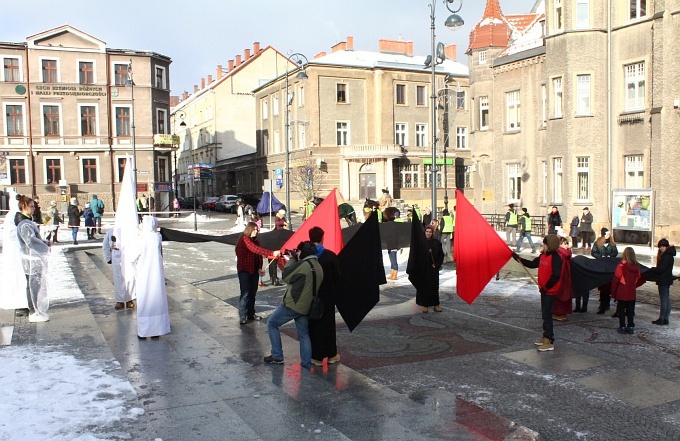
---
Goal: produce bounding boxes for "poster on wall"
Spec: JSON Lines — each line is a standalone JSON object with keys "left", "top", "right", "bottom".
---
{"left": 611, "top": 188, "right": 654, "bottom": 245}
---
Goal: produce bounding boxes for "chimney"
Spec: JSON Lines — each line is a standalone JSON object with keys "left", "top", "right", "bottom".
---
{"left": 201, "top": 77, "right": 205, "bottom": 89}
{"left": 228, "top": 59, "right": 234, "bottom": 71}
{"left": 445, "top": 44, "right": 457, "bottom": 61}
{"left": 314, "top": 51, "right": 327, "bottom": 59}
{"left": 244, "top": 48, "right": 251, "bottom": 59}
{"left": 193, "top": 85, "right": 198, "bottom": 93}
{"left": 253, "top": 42, "right": 261, "bottom": 53}
{"left": 170, "top": 96, "right": 180, "bottom": 107}
{"left": 379, "top": 39, "right": 414, "bottom": 56}
{"left": 347, "top": 36, "right": 354, "bottom": 50}
{"left": 331, "top": 41, "right": 347, "bottom": 53}
{"left": 207, "top": 75, "right": 213, "bottom": 84}
{"left": 235, "top": 55, "right": 242, "bottom": 66}
{"left": 183, "top": 91, "right": 189, "bottom": 101}
{"left": 217, "top": 65, "right": 223, "bottom": 79}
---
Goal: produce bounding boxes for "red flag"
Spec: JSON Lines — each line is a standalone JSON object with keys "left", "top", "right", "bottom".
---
{"left": 454, "top": 190, "right": 513, "bottom": 304}
{"left": 280, "top": 189, "right": 343, "bottom": 254}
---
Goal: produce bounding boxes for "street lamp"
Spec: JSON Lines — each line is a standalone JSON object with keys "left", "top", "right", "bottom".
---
{"left": 426, "top": 0, "right": 464, "bottom": 220}
{"left": 437, "top": 85, "right": 459, "bottom": 211}
{"left": 284, "top": 53, "right": 309, "bottom": 232}
{"left": 125, "top": 60, "right": 137, "bottom": 199}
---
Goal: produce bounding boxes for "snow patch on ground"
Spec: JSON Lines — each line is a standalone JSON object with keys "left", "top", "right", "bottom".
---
{"left": 48, "top": 247, "right": 85, "bottom": 304}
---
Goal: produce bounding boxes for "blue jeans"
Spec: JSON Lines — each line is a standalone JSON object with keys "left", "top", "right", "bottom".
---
{"left": 388, "top": 250, "right": 398, "bottom": 271}
{"left": 516, "top": 232, "right": 536, "bottom": 252}
{"left": 71, "top": 227, "right": 79, "bottom": 243}
{"left": 237, "top": 271, "right": 259, "bottom": 319}
{"left": 94, "top": 216, "right": 102, "bottom": 233}
{"left": 659, "top": 285, "right": 671, "bottom": 321}
{"left": 267, "top": 304, "right": 311, "bottom": 370}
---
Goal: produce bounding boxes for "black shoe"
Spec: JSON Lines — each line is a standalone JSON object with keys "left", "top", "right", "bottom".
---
{"left": 248, "top": 314, "right": 263, "bottom": 321}
{"left": 617, "top": 327, "right": 627, "bottom": 334}
{"left": 663, "top": 320, "right": 669, "bottom": 326}
{"left": 239, "top": 317, "right": 248, "bottom": 325}
{"left": 273, "top": 280, "right": 284, "bottom": 286}
{"left": 14, "top": 308, "right": 29, "bottom": 317}
{"left": 611, "top": 312, "right": 619, "bottom": 318}
{"left": 596, "top": 310, "right": 605, "bottom": 315}
{"left": 263, "top": 355, "right": 283, "bottom": 365}
{"left": 652, "top": 319, "right": 664, "bottom": 325}
{"left": 137, "top": 335, "right": 147, "bottom": 340}
{"left": 626, "top": 327, "right": 635, "bottom": 334}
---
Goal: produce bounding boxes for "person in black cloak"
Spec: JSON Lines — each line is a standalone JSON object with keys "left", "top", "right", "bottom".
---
{"left": 308, "top": 227, "right": 342, "bottom": 366}
{"left": 416, "top": 224, "right": 444, "bottom": 313}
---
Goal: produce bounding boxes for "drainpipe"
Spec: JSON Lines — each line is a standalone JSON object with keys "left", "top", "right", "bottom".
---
{"left": 606, "top": 0, "right": 612, "bottom": 224}
{"left": 25, "top": 46, "right": 37, "bottom": 197}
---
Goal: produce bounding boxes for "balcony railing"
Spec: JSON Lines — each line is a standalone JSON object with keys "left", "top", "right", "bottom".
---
{"left": 339, "top": 144, "right": 404, "bottom": 158}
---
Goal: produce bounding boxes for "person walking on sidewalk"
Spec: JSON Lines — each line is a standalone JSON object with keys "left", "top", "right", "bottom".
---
{"left": 580, "top": 207, "right": 594, "bottom": 249}
{"left": 67, "top": 197, "right": 83, "bottom": 245}
{"left": 645, "top": 238, "right": 676, "bottom": 326}
{"left": 547, "top": 206, "right": 562, "bottom": 235}
{"left": 569, "top": 214, "right": 580, "bottom": 249}
{"left": 90, "top": 194, "right": 105, "bottom": 234}
{"left": 505, "top": 204, "right": 518, "bottom": 245}
{"left": 592, "top": 228, "right": 618, "bottom": 315}
{"left": 268, "top": 209, "right": 288, "bottom": 286}
{"left": 440, "top": 208, "right": 454, "bottom": 263}
{"left": 610, "top": 247, "right": 643, "bottom": 334}
{"left": 516, "top": 208, "right": 536, "bottom": 254}
{"left": 83, "top": 203, "right": 95, "bottom": 240}
{"left": 47, "top": 200, "right": 61, "bottom": 243}
{"left": 264, "top": 241, "right": 323, "bottom": 370}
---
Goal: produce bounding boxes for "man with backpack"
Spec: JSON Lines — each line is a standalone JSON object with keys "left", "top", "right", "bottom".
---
{"left": 91, "top": 194, "right": 105, "bottom": 235}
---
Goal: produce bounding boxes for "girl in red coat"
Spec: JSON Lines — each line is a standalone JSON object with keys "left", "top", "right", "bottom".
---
{"left": 552, "top": 236, "right": 573, "bottom": 321}
{"left": 610, "top": 247, "right": 643, "bottom": 334}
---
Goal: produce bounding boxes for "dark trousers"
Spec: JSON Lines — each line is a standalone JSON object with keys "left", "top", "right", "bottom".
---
{"left": 94, "top": 217, "right": 102, "bottom": 233}
{"left": 598, "top": 284, "right": 611, "bottom": 312}
{"left": 575, "top": 290, "right": 590, "bottom": 311}
{"left": 237, "top": 271, "right": 259, "bottom": 319}
{"left": 580, "top": 231, "right": 592, "bottom": 247}
{"left": 541, "top": 291, "right": 555, "bottom": 342}
{"left": 268, "top": 259, "right": 278, "bottom": 282}
{"left": 617, "top": 300, "right": 635, "bottom": 328}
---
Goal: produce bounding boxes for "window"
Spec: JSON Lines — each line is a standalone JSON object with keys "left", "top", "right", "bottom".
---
{"left": 336, "top": 83, "right": 347, "bottom": 103}
{"left": 156, "top": 109, "right": 167, "bottom": 134}
{"left": 395, "top": 123, "right": 407, "bottom": 146}
{"left": 506, "top": 90, "right": 521, "bottom": 130}
{"left": 114, "top": 64, "right": 127, "bottom": 86}
{"left": 262, "top": 99, "right": 268, "bottom": 119}
{"left": 553, "top": 158, "right": 563, "bottom": 203}
{"left": 261, "top": 130, "right": 269, "bottom": 155}
{"left": 456, "top": 90, "right": 466, "bottom": 109}
{"left": 625, "top": 155, "right": 644, "bottom": 188}
{"left": 552, "top": 77, "right": 563, "bottom": 117}
{"left": 79, "top": 61, "right": 94, "bottom": 84}
{"left": 541, "top": 84, "right": 547, "bottom": 127}
{"left": 9, "top": 158, "right": 26, "bottom": 184}
{"left": 336, "top": 122, "right": 350, "bottom": 146}
{"left": 5, "top": 104, "right": 23, "bottom": 136}
{"left": 478, "top": 51, "right": 487, "bottom": 65}
{"left": 424, "top": 164, "right": 442, "bottom": 188}
{"left": 158, "top": 157, "right": 168, "bottom": 182}
{"left": 297, "top": 83, "right": 305, "bottom": 107}
{"left": 117, "top": 157, "right": 127, "bottom": 182}
{"left": 82, "top": 158, "right": 98, "bottom": 183}
{"left": 541, "top": 161, "right": 548, "bottom": 204}
{"left": 479, "top": 96, "right": 490, "bottom": 130}
{"left": 576, "top": 156, "right": 590, "bottom": 201}
{"left": 116, "top": 107, "right": 131, "bottom": 137}
{"left": 416, "top": 86, "right": 426, "bottom": 106}
{"left": 42, "top": 59, "right": 58, "bottom": 83}
{"left": 298, "top": 125, "right": 306, "bottom": 149}
{"left": 630, "top": 0, "right": 646, "bottom": 20}
{"left": 507, "top": 163, "right": 521, "bottom": 201}
{"left": 554, "top": 0, "right": 563, "bottom": 31}
{"left": 80, "top": 105, "right": 97, "bottom": 136}
{"left": 45, "top": 158, "right": 62, "bottom": 184}
{"left": 400, "top": 164, "right": 419, "bottom": 188}
{"left": 273, "top": 130, "right": 281, "bottom": 154}
{"left": 396, "top": 84, "right": 406, "bottom": 105}
{"left": 273, "top": 94, "right": 279, "bottom": 116}
{"left": 625, "top": 62, "right": 645, "bottom": 110}
{"left": 416, "top": 124, "right": 427, "bottom": 147}
{"left": 576, "top": 0, "right": 590, "bottom": 28}
{"left": 456, "top": 165, "right": 472, "bottom": 189}
{"left": 155, "top": 66, "right": 166, "bottom": 89}
{"left": 3, "top": 57, "right": 20, "bottom": 82}
{"left": 42, "top": 105, "right": 60, "bottom": 136}
{"left": 576, "top": 74, "right": 591, "bottom": 115}
{"left": 456, "top": 127, "right": 467, "bottom": 149}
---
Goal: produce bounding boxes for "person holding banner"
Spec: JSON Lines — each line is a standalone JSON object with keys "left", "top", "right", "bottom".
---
{"left": 417, "top": 225, "right": 444, "bottom": 313}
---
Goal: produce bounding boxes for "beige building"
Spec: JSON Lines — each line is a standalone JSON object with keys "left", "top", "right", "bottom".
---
{"left": 253, "top": 37, "right": 469, "bottom": 212}
{"left": 0, "top": 25, "right": 173, "bottom": 211}
{"left": 466, "top": 0, "right": 680, "bottom": 244}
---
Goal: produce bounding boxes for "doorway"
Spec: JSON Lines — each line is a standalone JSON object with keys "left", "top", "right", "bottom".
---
{"left": 359, "top": 173, "right": 376, "bottom": 200}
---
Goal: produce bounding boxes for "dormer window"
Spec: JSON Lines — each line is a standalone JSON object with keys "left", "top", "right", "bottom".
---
{"left": 479, "top": 51, "right": 487, "bottom": 65}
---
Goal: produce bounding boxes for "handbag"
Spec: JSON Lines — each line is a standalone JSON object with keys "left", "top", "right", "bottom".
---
{"left": 306, "top": 260, "right": 323, "bottom": 320}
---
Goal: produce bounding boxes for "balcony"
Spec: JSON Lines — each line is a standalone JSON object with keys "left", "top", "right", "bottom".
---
{"left": 339, "top": 144, "right": 404, "bottom": 158}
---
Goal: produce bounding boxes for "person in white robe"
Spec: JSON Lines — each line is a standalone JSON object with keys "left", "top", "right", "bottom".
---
{"left": 102, "top": 227, "right": 134, "bottom": 309}
{"left": 0, "top": 191, "right": 29, "bottom": 315}
{"left": 133, "top": 216, "right": 170, "bottom": 338}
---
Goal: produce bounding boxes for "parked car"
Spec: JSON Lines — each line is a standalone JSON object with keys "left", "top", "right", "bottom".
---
{"left": 201, "top": 197, "right": 219, "bottom": 211}
{"left": 215, "top": 195, "right": 239, "bottom": 213}
{"left": 237, "top": 193, "right": 260, "bottom": 209}
{"left": 180, "top": 196, "right": 201, "bottom": 209}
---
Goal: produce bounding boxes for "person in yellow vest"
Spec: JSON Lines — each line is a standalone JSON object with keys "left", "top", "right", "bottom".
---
{"left": 505, "top": 204, "right": 518, "bottom": 245}
{"left": 440, "top": 209, "right": 454, "bottom": 263}
{"left": 516, "top": 208, "right": 537, "bottom": 253}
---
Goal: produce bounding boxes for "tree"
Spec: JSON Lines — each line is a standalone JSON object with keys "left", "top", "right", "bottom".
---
{"left": 289, "top": 157, "right": 326, "bottom": 217}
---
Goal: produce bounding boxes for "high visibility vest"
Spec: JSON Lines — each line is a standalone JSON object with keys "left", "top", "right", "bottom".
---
{"left": 508, "top": 211, "right": 518, "bottom": 225}
{"left": 523, "top": 215, "right": 532, "bottom": 232}
{"left": 414, "top": 208, "right": 421, "bottom": 220}
{"left": 394, "top": 217, "right": 404, "bottom": 222}
{"left": 441, "top": 215, "right": 454, "bottom": 233}
{"left": 377, "top": 209, "right": 383, "bottom": 223}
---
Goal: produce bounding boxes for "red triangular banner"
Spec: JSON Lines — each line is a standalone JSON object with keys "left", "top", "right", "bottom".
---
{"left": 280, "top": 189, "right": 343, "bottom": 254}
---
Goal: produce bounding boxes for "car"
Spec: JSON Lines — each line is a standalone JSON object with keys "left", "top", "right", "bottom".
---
{"left": 180, "top": 196, "right": 201, "bottom": 209}
{"left": 215, "top": 195, "right": 239, "bottom": 213}
{"left": 201, "top": 197, "right": 219, "bottom": 211}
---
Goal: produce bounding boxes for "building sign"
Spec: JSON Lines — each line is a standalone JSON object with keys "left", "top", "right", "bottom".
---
{"left": 153, "top": 134, "right": 180, "bottom": 146}
{"left": 612, "top": 189, "right": 653, "bottom": 232}
{"left": 32, "top": 85, "right": 106, "bottom": 97}
{"left": 137, "top": 183, "right": 148, "bottom": 192}
{"left": 111, "top": 87, "right": 119, "bottom": 98}
{"left": 155, "top": 183, "right": 171, "bottom": 192}
{"left": 275, "top": 168, "right": 283, "bottom": 187}
{"left": 187, "top": 164, "right": 212, "bottom": 182}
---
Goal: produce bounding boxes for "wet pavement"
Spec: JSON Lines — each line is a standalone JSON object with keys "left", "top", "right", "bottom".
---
{"left": 3, "top": 211, "right": 680, "bottom": 440}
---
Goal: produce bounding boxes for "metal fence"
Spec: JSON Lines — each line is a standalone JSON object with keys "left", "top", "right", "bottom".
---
{"left": 482, "top": 214, "right": 546, "bottom": 237}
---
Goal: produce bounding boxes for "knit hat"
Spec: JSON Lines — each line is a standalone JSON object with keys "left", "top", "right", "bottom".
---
{"left": 658, "top": 238, "right": 670, "bottom": 248}
{"left": 70, "top": 197, "right": 77, "bottom": 205}
{"left": 545, "top": 234, "right": 560, "bottom": 252}
{"left": 601, "top": 227, "right": 609, "bottom": 236}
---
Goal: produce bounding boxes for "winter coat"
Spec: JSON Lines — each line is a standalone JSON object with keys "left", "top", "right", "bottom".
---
{"left": 591, "top": 238, "right": 618, "bottom": 259}
{"left": 67, "top": 204, "right": 83, "bottom": 227}
{"left": 47, "top": 206, "right": 61, "bottom": 226}
{"left": 569, "top": 217, "right": 580, "bottom": 237}
{"left": 519, "top": 251, "right": 563, "bottom": 295}
{"left": 83, "top": 208, "right": 95, "bottom": 227}
{"left": 547, "top": 211, "right": 562, "bottom": 229}
{"left": 32, "top": 201, "right": 42, "bottom": 224}
{"left": 646, "top": 246, "right": 677, "bottom": 286}
{"left": 90, "top": 197, "right": 104, "bottom": 218}
{"left": 281, "top": 255, "right": 324, "bottom": 315}
{"left": 580, "top": 212, "right": 593, "bottom": 233}
{"left": 610, "top": 260, "right": 642, "bottom": 301}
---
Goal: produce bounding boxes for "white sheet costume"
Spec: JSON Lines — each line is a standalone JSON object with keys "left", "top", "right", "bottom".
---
{"left": 16, "top": 214, "right": 51, "bottom": 320}
{"left": 102, "top": 228, "right": 133, "bottom": 303}
{"left": 133, "top": 216, "right": 170, "bottom": 338}
{"left": 0, "top": 193, "right": 28, "bottom": 311}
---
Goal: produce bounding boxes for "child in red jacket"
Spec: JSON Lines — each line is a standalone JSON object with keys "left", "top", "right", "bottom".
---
{"left": 610, "top": 247, "right": 643, "bottom": 334}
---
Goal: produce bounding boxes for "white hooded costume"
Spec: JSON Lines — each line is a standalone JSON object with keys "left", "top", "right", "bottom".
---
{"left": 16, "top": 213, "right": 51, "bottom": 319}
{"left": 102, "top": 227, "right": 132, "bottom": 303}
{"left": 133, "top": 216, "right": 170, "bottom": 338}
{"left": 0, "top": 192, "right": 29, "bottom": 311}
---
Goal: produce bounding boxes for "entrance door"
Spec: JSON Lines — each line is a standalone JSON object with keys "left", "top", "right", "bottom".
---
{"left": 359, "top": 173, "right": 376, "bottom": 200}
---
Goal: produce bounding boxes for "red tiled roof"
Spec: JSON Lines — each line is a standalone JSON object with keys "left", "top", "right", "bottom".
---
{"left": 506, "top": 14, "right": 538, "bottom": 33}
{"left": 466, "top": 0, "right": 512, "bottom": 53}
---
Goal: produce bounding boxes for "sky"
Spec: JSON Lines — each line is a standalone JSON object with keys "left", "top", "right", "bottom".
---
{"left": 1, "top": 0, "right": 539, "bottom": 97}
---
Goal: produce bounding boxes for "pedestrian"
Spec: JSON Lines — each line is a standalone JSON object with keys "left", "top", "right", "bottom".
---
{"left": 264, "top": 241, "right": 323, "bottom": 370}
{"left": 172, "top": 197, "right": 180, "bottom": 217}
{"left": 15, "top": 194, "right": 51, "bottom": 322}
{"left": 547, "top": 206, "right": 562, "bottom": 235}
{"left": 440, "top": 209, "right": 454, "bottom": 263}
{"left": 422, "top": 206, "right": 432, "bottom": 227}
{"left": 148, "top": 195, "right": 155, "bottom": 213}
{"left": 646, "top": 238, "right": 676, "bottom": 326}
{"left": 236, "top": 222, "right": 281, "bottom": 324}
{"left": 235, "top": 201, "right": 245, "bottom": 227}
{"left": 610, "top": 247, "right": 642, "bottom": 334}
{"left": 386, "top": 209, "right": 405, "bottom": 280}
{"left": 569, "top": 214, "right": 580, "bottom": 249}
{"left": 417, "top": 225, "right": 444, "bottom": 313}
{"left": 32, "top": 196, "right": 43, "bottom": 224}
{"left": 580, "top": 207, "right": 594, "bottom": 249}
{"left": 514, "top": 234, "right": 565, "bottom": 352}
{"left": 308, "top": 227, "right": 342, "bottom": 367}
{"left": 552, "top": 236, "right": 573, "bottom": 321}
{"left": 379, "top": 187, "right": 393, "bottom": 211}
{"left": 0, "top": 191, "right": 29, "bottom": 316}
{"left": 67, "top": 197, "right": 83, "bottom": 245}
{"left": 505, "top": 204, "right": 518, "bottom": 245}
{"left": 516, "top": 208, "right": 537, "bottom": 253}
{"left": 102, "top": 228, "right": 135, "bottom": 310}
{"left": 592, "top": 228, "right": 619, "bottom": 314}
{"left": 132, "top": 216, "right": 170, "bottom": 339}
{"left": 91, "top": 194, "right": 105, "bottom": 234}
{"left": 83, "top": 202, "right": 95, "bottom": 240}
{"left": 47, "top": 200, "right": 61, "bottom": 243}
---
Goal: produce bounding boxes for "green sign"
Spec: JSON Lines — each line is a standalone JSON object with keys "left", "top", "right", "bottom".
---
{"left": 423, "top": 158, "right": 453, "bottom": 165}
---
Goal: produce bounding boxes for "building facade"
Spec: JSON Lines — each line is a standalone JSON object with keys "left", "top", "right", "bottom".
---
{"left": 0, "top": 25, "right": 172, "bottom": 211}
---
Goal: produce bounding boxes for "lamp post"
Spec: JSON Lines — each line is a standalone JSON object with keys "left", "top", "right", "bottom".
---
{"left": 436, "top": 85, "right": 458, "bottom": 211}
{"left": 427, "top": 0, "right": 464, "bottom": 220}
{"left": 125, "top": 60, "right": 137, "bottom": 199}
{"left": 284, "top": 53, "right": 309, "bottom": 232}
